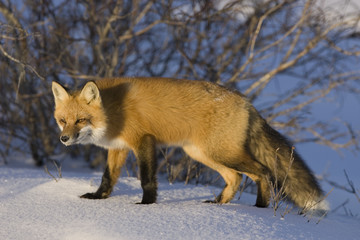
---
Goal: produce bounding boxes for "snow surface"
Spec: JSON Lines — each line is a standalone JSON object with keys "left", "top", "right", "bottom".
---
{"left": 0, "top": 166, "right": 359, "bottom": 240}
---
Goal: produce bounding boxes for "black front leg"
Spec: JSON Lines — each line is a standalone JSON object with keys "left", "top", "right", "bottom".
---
{"left": 81, "top": 149, "right": 128, "bottom": 199}
{"left": 136, "top": 135, "right": 158, "bottom": 204}
{"left": 81, "top": 166, "right": 112, "bottom": 199}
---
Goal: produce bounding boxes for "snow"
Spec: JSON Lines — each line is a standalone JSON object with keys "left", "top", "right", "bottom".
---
{"left": 0, "top": 167, "right": 359, "bottom": 240}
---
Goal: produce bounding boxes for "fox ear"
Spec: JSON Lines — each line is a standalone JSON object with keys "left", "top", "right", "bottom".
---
{"left": 52, "top": 82, "right": 69, "bottom": 106}
{"left": 80, "top": 81, "right": 101, "bottom": 105}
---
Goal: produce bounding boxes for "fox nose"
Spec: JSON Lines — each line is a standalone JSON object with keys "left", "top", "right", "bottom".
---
{"left": 60, "top": 135, "right": 69, "bottom": 143}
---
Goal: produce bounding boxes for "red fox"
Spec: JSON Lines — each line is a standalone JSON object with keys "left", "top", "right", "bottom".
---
{"left": 52, "top": 77, "right": 328, "bottom": 213}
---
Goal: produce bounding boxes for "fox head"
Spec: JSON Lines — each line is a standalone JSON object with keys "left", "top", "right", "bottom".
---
{"left": 51, "top": 81, "right": 107, "bottom": 146}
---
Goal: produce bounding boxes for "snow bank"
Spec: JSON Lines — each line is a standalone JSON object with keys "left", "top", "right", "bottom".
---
{"left": 0, "top": 167, "right": 359, "bottom": 240}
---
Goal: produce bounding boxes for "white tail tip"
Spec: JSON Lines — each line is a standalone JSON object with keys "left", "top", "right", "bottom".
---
{"left": 303, "top": 199, "right": 330, "bottom": 216}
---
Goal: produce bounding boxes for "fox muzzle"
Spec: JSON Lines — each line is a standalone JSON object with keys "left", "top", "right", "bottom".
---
{"left": 60, "top": 132, "right": 80, "bottom": 145}
{"left": 60, "top": 135, "right": 69, "bottom": 143}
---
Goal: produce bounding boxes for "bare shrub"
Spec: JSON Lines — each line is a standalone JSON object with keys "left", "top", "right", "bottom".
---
{"left": 0, "top": 1, "right": 357, "bottom": 179}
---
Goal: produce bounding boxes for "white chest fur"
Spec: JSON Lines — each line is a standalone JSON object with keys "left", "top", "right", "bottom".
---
{"left": 91, "top": 126, "right": 130, "bottom": 149}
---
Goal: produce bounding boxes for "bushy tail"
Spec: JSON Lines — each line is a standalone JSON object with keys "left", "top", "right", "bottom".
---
{"left": 246, "top": 106, "right": 329, "bottom": 214}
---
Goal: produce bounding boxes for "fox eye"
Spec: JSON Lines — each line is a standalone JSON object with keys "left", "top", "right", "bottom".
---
{"left": 76, "top": 118, "right": 86, "bottom": 124}
{"left": 59, "top": 118, "right": 66, "bottom": 124}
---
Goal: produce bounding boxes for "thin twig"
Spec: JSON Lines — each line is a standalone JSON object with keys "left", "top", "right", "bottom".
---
{"left": 344, "top": 170, "right": 360, "bottom": 202}
{"left": 238, "top": 176, "right": 250, "bottom": 200}
{"left": 44, "top": 165, "right": 58, "bottom": 182}
{"left": 0, "top": 44, "right": 44, "bottom": 81}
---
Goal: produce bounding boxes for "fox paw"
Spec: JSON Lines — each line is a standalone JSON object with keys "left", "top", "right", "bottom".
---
{"left": 80, "top": 192, "right": 107, "bottom": 199}
{"left": 136, "top": 201, "right": 156, "bottom": 205}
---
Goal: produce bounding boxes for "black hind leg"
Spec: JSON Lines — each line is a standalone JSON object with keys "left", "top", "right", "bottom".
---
{"left": 254, "top": 177, "right": 270, "bottom": 208}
